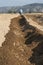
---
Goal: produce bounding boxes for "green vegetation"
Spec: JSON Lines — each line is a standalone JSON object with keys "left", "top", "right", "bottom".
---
{"left": 8, "top": 10, "right": 16, "bottom": 13}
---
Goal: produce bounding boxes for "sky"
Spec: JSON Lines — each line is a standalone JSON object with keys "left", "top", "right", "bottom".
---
{"left": 0, "top": 0, "right": 43, "bottom": 7}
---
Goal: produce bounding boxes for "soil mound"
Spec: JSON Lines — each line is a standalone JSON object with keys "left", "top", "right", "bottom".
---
{"left": 0, "top": 15, "right": 43, "bottom": 65}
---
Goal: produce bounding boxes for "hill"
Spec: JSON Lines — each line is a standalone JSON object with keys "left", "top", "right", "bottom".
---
{"left": 0, "top": 3, "right": 43, "bottom": 13}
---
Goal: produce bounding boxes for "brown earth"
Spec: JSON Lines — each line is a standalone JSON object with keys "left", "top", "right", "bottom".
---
{"left": 25, "top": 14, "right": 43, "bottom": 26}
{"left": 0, "top": 14, "right": 19, "bottom": 47}
{"left": 0, "top": 14, "right": 43, "bottom": 65}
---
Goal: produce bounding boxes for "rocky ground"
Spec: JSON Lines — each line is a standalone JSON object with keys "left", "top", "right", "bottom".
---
{"left": 0, "top": 14, "right": 43, "bottom": 65}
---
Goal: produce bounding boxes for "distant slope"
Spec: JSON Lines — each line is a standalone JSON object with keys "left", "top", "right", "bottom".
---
{"left": 21, "top": 3, "right": 43, "bottom": 13}
{"left": 0, "top": 3, "right": 43, "bottom": 13}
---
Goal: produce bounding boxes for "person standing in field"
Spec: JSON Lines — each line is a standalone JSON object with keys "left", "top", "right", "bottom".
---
{"left": 19, "top": 9, "right": 23, "bottom": 15}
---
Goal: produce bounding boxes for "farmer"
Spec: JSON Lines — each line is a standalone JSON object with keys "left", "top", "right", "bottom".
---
{"left": 19, "top": 9, "right": 23, "bottom": 15}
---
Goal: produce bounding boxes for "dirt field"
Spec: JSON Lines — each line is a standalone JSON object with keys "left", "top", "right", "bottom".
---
{"left": 0, "top": 14, "right": 19, "bottom": 47}
{"left": 0, "top": 13, "right": 43, "bottom": 65}
{"left": 25, "top": 13, "right": 43, "bottom": 25}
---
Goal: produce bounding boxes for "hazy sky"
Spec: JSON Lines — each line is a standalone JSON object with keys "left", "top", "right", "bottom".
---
{"left": 0, "top": 0, "right": 43, "bottom": 7}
